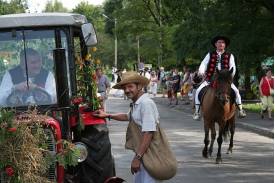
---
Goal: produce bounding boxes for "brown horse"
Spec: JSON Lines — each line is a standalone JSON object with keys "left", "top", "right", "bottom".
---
{"left": 201, "top": 68, "right": 236, "bottom": 164}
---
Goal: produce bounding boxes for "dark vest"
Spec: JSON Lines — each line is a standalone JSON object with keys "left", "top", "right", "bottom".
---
{"left": 9, "top": 66, "right": 49, "bottom": 88}
{"left": 205, "top": 51, "right": 230, "bottom": 81}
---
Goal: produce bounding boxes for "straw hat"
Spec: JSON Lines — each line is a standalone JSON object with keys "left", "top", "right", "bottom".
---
{"left": 112, "top": 71, "right": 150, "bottom": 89}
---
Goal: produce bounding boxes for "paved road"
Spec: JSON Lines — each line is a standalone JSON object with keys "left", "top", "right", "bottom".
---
{"left": 106, "top": 97, "right": 273, "bottom": 183}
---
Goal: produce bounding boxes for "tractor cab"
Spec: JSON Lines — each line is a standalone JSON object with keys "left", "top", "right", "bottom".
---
{"left": 0, "top": 13, "right": 96, "bottom": 109}
{"left": 0, "top": 13, "right": 116, "bottom": 183}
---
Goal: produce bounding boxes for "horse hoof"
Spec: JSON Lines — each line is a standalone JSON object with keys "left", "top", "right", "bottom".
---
{"left": 216, "top": 158, "right": 222, "bottom": 164}
{"left": 202, "top": 150, "right": 208, "bottom": 158}
{"left": 226, "top": 148, "right": 233, "bottom": 154}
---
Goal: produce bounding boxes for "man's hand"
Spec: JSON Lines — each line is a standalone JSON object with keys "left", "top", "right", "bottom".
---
{"left": 92, "top": 110, "right": 109, "bottom": 119}
{"left": 14, "top": 81, "right": 39, "bottom": 91}
{"left": 14, "top": 82, "right": 28, "bottom": 91}
{"left": 131, "top": 158, "right": 141, "bottom": 174}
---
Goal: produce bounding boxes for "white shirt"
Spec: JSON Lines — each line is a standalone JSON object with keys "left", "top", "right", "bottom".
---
{"left": 128, "top": 93, "right": 159, "bottom": 132}
{"left": 144, "top": 72, "right": 151, "bottom": 80}
{"left": 0, "top": 70, "right": 57, "bottom": 106}
{"left": 198, "top": 51, "right": 236, "bottom": 77}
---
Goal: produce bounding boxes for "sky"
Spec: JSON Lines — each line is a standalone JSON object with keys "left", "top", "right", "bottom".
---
{"left": 27, "top": 0, "right": 105, "bottom": 13}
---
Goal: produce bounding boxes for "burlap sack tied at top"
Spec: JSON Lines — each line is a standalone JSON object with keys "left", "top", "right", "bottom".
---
{"left": 125, "top": 120, "right": 177, "bottom": 180}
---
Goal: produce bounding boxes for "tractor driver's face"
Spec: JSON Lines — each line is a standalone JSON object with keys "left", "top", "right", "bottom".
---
{"left": 215, "top": 40, "right": 226, "bottom": 52}
{"left": 123, "top": 83, "right": 142, "bottom": 100}
{"left": 23, "top": 55, "right": 42, "bottom": 77}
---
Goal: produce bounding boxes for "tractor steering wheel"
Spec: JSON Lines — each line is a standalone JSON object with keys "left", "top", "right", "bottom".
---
{"left": 7, "top": 87, "right": 52, "bottom": 106}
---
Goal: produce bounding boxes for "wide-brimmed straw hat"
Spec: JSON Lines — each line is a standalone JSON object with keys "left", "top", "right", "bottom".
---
{"left": 211, "top": 36, "right": 230, "bottom": 47}
{"left": 112, "top": 71, "right": 150, "bottom": 89}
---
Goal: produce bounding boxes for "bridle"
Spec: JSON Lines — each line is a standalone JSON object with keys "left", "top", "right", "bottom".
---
{"left": 215, "top": 80, "right": 232, "bottom": 105}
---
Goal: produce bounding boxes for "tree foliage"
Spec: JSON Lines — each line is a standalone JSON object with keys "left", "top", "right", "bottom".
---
{"left": 165, "top": 0, "right": 273, "bottom": 90}
{"left": 43, "top": 0, "right": 68, "bottom": 12}
{"left": 0, "top": 0, "right": 27, "bottom": 15}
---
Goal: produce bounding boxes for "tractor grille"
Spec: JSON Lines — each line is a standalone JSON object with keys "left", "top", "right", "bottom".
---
{"left": 0, "top": 171, "right": 10, "bottom": 183}
{"left": 44, "top": 128, "right": 57, "bottom": 182}
{"left": 0, "top": 128, "right": 57, "bottom": 182}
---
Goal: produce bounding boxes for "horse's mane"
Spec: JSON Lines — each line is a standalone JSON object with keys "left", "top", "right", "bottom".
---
{"left": 216, "top": 69, "right": 233, "bottom": 84}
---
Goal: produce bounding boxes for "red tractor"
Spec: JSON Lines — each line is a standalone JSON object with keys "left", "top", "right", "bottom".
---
{"left": 0, "top": 13, "right": 116, "bottom": 183}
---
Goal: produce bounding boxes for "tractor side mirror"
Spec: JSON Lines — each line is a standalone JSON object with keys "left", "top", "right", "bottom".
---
{"left": 81, "top": 23, "right": 97, "bottom": 46}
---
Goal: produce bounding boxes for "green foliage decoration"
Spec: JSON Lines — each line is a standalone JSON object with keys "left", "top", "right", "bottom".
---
{"left": 0, "top": 109, "right": 80, "bottom": 183}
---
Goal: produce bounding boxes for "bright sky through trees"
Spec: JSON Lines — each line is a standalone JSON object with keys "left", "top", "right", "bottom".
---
{"left": 27, "top": 0, "right": 104, "bottom": 12}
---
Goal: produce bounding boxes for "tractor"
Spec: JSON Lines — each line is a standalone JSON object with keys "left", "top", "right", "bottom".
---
{"left": 0, "top": 13, "right": 115, "bottom": 183}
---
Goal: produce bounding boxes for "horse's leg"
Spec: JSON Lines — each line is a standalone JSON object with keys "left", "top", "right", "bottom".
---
{"left": 216, "top": 125, "right": 223, "bottom": 164}
{"left": 208, "top": 123, "right": 216, "bottom": 157}
{"left": 227, "top": 119, "right": 235, "bottom": 154}
{"left": 202, "top": 122, "right": 210, "bottom": 158}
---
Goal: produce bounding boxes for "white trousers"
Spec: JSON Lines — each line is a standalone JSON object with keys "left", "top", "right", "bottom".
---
{"left": 195, "top": 81, "right": 242, "bottom": 105}
{"left": 133, "top": 164, "right": 157, "bottom": 183}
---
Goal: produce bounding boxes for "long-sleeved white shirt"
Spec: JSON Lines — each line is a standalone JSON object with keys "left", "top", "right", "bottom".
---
{"left": 198, "top": 51, "right": 236, "bottom": 77}
{"left": 0, "top": 70, "right": 57, "bottom": 106}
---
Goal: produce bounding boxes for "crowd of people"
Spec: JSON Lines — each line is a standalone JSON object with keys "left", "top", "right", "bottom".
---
{"left": 108, "top": 36, "right": 273, "bottom": 121}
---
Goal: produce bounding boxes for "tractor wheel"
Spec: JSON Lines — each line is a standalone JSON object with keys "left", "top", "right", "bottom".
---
{"left": 76, "top": 124, "right": 115, "bottom": 183}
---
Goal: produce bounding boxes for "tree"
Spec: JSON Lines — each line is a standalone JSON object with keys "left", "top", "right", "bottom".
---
{"left": 165, "top": 0, "right": 273, "bottom": 93}
{"left": 101, "top": 0, "right": 178, "bottom": 69}
{"left": 0, "top": 0, "right": 27, "bottom": 15}
{"left": 43, "top": 0, "right": 68, "bottom": 12}
{"left": 73, "top": 2, "right": 116, "bottom": 67}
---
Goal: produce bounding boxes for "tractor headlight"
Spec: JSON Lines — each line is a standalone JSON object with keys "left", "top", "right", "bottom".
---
{"left": 74, "top": 142, "right": 88, "bottom": 163}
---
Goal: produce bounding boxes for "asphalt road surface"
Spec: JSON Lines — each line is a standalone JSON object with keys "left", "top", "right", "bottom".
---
{"left": 106, "top": 97, "right": 274, "bottom": 183}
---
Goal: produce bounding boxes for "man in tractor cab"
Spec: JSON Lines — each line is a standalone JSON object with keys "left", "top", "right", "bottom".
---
{"left": 0, "top": 48, "right": 56, "bottom": 106}
{"left": 193, "top": 36, "right": 246, "bottom": 120}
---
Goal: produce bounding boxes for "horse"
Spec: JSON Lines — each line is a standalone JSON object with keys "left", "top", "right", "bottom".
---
{"left": 201, "top": 68, "right": 236, "bottom": 164}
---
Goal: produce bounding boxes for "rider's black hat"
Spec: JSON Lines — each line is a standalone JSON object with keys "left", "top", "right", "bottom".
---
{"left": 211, "top": 36, "right": 230, "bottom": 47}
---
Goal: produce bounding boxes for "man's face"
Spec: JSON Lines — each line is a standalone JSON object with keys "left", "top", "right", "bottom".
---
{"left": 96, "top": 70, "right": 103, "bottom": 77}
{"left": 24, "top": 55, "right": 42, "bottom": 77}
{"left": 123, "top": 83, "right": 142, "bottom": 100}
{"left": 215, "top": 40, "right": 226, "bottom": 51}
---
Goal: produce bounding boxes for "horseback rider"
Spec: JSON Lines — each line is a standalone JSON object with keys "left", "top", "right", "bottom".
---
{"left": 193, "top": 36, "right": 246, "bottom": 120}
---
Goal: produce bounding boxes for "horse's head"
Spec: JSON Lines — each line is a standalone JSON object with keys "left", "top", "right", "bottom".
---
{"left": 214, "top": 68, "right": 233, "bottom": 105}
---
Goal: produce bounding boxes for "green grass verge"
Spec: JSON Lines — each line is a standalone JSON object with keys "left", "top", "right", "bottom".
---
{"left": 243, "top": 103, "right": 274, "bottom": 113}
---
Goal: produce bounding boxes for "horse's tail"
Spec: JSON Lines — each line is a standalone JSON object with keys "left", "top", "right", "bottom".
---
{"left": 223, "top": 120, "right": 230, "bottom": 142}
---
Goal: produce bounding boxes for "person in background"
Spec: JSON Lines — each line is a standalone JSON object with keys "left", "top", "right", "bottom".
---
{"left": 96, "top": 67, "right": 111, "bottom": 109}
{"left": 111, "top": 66, "right": 117, "bottom": 83}
{"left": 180, "top": 66, "right": 192, "bottom": 101}
{"left": 150, "top": 71, "right": 158, "bottom": 97}
{"left": 172, "top": 69, "right": 181, "bottom": 105}
{"left": 143, "top": 67, "right": 151, "bottom": 93}
{"left": 158, "top": 67, "right": 166, "bottom": 98}
{"left": 259, "top": 68, "right": 274, "bottom": 119}
{"left": 166, "top": 71, "right": 174, "bottom": 105}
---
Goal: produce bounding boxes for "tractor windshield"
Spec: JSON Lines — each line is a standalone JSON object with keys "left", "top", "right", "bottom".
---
{"left": 0, "top": 29, "right": 68, "bottom": 107}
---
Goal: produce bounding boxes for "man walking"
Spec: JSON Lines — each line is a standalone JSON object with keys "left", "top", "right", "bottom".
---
{"left": 193, "top": 36, "right": 246, "bottom": 120}
{"left": 96, "top": 67, "right": 111, "bottom": 109}
{"left": 94, "top": 71, "right": 159, "bottom": 183}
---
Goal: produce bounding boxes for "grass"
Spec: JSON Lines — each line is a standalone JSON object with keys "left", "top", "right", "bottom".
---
{"left": 243, "top": 102, "right": 274, "bottom": 113}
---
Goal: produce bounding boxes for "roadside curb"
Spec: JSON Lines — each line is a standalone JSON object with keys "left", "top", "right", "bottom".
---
{"left": 236, "top": 122, "right": 274, "bottom": 139}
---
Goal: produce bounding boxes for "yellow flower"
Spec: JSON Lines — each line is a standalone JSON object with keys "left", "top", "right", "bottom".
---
{"left": 91, "top": 47, "right": 97, "bottom": 52}
{"left": 85, "top": 54, "right": 91, "bottom": 61}
{"left": 95, "top": 59, "right": 101, "bottom": 65}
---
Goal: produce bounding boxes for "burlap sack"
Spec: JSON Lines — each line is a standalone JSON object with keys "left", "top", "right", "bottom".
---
{"left": 125, "top": 120, "right": 177, "bottom": 180}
